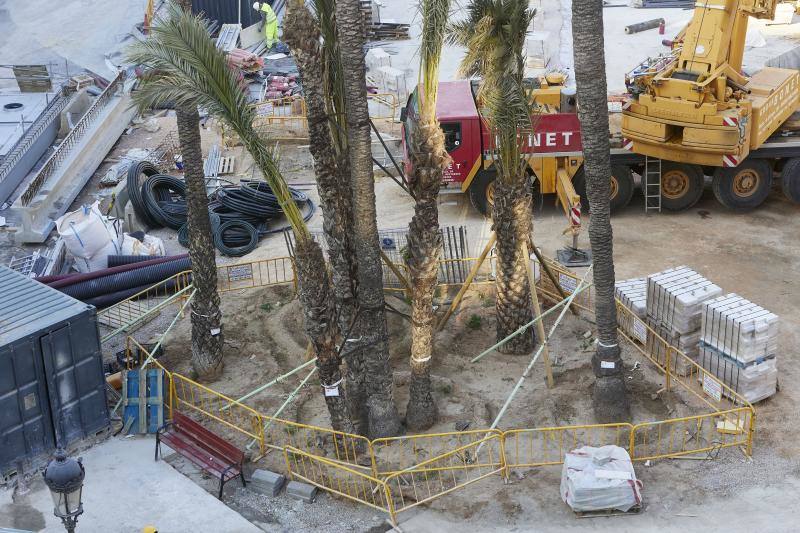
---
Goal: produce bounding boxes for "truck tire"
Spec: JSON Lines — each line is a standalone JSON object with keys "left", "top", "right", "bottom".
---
{"left": 572, "top": 165, "right": 634, "bottom": 212}
{"left": 712, "top": 159, "right": 772, "bottom": 211}
{"left": 468, "top": 169, "right": 496, "bottom": 217}
{"left": 660, "top": 162, "right": 705, "bottom": 211}
{"left": 780, "top": 157, "right": 800, "bottom": 203}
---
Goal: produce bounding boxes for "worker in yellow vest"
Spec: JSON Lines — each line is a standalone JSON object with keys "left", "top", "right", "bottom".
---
{"left": 253, "top": 1, "right": 278, "bottom": 49}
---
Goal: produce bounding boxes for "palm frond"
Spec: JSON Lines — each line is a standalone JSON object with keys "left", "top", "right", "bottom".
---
{"left": 448, "top": 0, "right": 537, "bottom": 182}
{"left": 418, "top": 0, "right": 452, "bottom": 120}
{"left": 126, "top": 3, "right": 310, "bottom": 240}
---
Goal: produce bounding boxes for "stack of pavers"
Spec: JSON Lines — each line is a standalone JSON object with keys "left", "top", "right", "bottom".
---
{"left": 698, "top": 294, "right": 778, "bottom": 403}
{"left": 615, "top": 278, "right": 648, "bottom": 344}
{"left": 646, "top": 266, "right": 723, "bottom": 375}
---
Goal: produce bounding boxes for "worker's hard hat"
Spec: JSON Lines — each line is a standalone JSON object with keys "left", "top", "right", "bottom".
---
{"left": 142, "top": 527, "right": 158, "bottom": 533}
{"left": 253, "top": 2, "right": 260, "bottom": 10}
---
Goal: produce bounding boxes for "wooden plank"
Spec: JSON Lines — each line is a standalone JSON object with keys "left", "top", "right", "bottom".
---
{"left": 523, "top": 242, "right": 554, "bottom": 389}
{"left": 138, "top": 369, "right": 147, "bottom": 434}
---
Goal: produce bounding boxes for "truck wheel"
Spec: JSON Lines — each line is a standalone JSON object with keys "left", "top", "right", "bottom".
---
{"left": 712, "top": 159, "right": 772, "bottom": 211}
{"left": 468, "top": 169, "right": 496, "bottom": 217}
{"left": 572, "top": 165, "right": 634, "bottom": 212}
{"left": 660, "top": 162, "right": 705, "bottom": 211}
{"left": 780, "top": 157, "right": 800, "bottom": 203}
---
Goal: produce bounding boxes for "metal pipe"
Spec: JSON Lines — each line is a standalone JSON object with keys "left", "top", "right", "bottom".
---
{"left": 624, "top": 18, "right": 665, "bottom": 35}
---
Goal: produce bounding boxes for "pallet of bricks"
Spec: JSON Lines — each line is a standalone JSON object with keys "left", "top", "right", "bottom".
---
{"left": 644, "top": 267, "right": 723, "bottom": 376}
{"left": 698, "top": 294, "right": 778, "bottom": 403}
{"left": 615, "top": 277, "right": 648, "bottom": 344}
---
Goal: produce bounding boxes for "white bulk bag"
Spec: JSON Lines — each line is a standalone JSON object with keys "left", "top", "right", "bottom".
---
{"left": 56, "top": 201, "right": 120, "bottom": 260}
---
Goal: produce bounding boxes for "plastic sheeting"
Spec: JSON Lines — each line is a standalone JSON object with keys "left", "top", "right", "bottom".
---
{"left": 560, "top": 445, "right": 642, "bottom": 513}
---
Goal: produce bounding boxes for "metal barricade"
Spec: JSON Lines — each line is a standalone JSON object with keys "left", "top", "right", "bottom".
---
{"left": 283, "top": 446, "right": 392, "bottom": 518}
{"left": 98, "top": 271, "right": 193, "bottom": 341}
{"left": 630, "top": 407, "right": 754, "bottom": 460}
{"left": 262, "top": 417, "right": 373, "bottom": 471}
{"left": 382, "top": 434, "right": 505, "bottom": 520}
{"left": 504, "top": 423, "right": 634, "bottom": 468}
{"left": 371, "top": 429, "right": 503, "bottom": 477}
{"left": 216, "top": 256, "right": 296, "bottom": 293}
{"left": 170, "top": 373, "right": 266, "bottom": 455}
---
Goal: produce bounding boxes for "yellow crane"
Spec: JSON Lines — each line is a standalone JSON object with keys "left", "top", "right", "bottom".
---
{"left": 621, "top": 0, "right": 800, "bottom": 210}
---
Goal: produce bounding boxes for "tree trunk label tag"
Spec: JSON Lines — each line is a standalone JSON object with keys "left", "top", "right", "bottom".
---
{"left": 633, "top": 318, "right": 647, "bottom": 344}
{"left": 228, "top": 264, "right": 253, "bottom": 282}
{"left": 210, "top": 328, "right": 221, "bottom": 336}
{"left": 559, "top": 273, "right": 578, "bottom": 294}
{"left": 601, "top": 361, "right": 615, "bottom": 369}
{"left": 702, "top": 374, "right": 723, "bottom": 402}
{"left": 324, "top": 386, "right": 340, "bottom": 397}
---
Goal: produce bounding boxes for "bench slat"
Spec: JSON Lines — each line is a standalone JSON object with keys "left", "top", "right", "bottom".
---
{"left": 172, "top": 412, "right": 244, "bottom": 463}
{"left": 160, "top": 432, "right": 240, "bottom": 480}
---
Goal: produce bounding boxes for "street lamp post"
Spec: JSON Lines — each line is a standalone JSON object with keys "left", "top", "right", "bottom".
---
{"left": 42, "top": 449, "right": 85, "bottom": 533}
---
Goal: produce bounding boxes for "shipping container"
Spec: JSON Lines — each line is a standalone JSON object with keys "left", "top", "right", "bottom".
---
{"left": 0, "top": 266, "right": 109, "bottom": 476}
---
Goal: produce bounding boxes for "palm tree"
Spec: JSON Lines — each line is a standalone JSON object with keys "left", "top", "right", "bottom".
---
{"left": 283, "top": 0, "right": 368, "bottom": 435}
{"left": 126, "top": 3, "right": 355, "bottom": 432}
{"left": 571, "top": 0, "right": 630, "bottom": 421}
{"left": 336, "top": 0, "right": 402, "bottom": 438}
{"left": 175, "top": 105, "right": 225, "bottom": 380}
{"left": 128, "top": 0, "right": 223, "bottom": 381}
{"left": 451, "top": 0, "right": 536, "bottom": 355}
{"left": 404, "top": 0, "right": 452, "bottom": 431}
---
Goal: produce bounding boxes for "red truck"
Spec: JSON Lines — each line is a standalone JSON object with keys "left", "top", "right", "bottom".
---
{"left": 401, "top": 76, "right": 645, "bottom": 224}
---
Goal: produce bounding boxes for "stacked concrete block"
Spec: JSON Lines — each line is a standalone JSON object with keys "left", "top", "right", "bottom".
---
{"left": 701, "top": 294, "right": 779, "bottom": 363}
{"left": 615, "top": 277, "right": 647, "bottom": 342}
{"left": 697, "top": 345, "right": 777, "bottom": 403}
{"left": 616, "top": 278, "right": 647, "bottom": 318}
{"left": 645, "top": 267, "right": 722, "bottom": 374}
{"left": 647, "top": 266, "right": 723, "bottom": 335}
{"left": 697, "top": 293, "right": 778, "bottom": 402}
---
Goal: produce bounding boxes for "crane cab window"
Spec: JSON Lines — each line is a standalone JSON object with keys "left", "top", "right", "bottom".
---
{"left": 441, "top": 122, "right": 462, "bottom": 153}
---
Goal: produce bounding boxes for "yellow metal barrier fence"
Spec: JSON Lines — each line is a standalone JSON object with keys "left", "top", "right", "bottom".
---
{"left": 631, "top": 408, "right": 754, "bottom": 460}
{"left": 283, "top": 446, "right": 392, "bottom": 515}
{"left": 262, "top": 416, "right": 373, "bottom": 471}
{"left": 504, "top": 423, "right": 634, "bottom": 469}
{"left": 216, "top": 256, "right": 296, "bottom": 293}
{"left": 98, "top": 271, "right": 192, "bottom": 338}
{"left": 170, "top": 373, "right": 266, "bottom": 455}
{"left": 250, "top": 93, "right": 399, "bottom": 141}
{"left": 382, "top": 434, "right": 505, "bottom": 521}
{"left": 371, "top": 429, "right": 503, "bottom": 477}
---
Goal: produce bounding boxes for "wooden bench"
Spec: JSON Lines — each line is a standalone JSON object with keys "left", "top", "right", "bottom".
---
{"left": 155, "top": 411, "right": 246, "bottom": 499}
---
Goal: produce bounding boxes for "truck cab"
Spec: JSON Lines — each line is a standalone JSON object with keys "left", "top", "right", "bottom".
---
{"left": 402, "top": 76, "right": 636, "bottom": 218}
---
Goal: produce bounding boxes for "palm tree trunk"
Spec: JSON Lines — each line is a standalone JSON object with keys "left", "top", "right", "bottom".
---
{"left": 294, "top": 238, "right": 355, "bottom": 433}
{"left": 405, "top": 119, "right": 447, "bottom": 431}
{"left": 493, "top": 177, "right": 535, "bottom": 354}
{"left": 335, "top": 0, "right": 401, "bottom": 438}
{"left": 283, "top": 3, "right": 357, "bottom": 433}
{"left": 572, "top": 0, "right": 630, "bottom": 422}
{"left": 176, "top": 106, "right": 224, "bottom": 380}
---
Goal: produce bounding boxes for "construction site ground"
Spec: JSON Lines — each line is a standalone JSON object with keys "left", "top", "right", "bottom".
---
{"left": 2, "top": 1, "right": 800, "bottom": 532}
{"left": 88, "top": 121, "right": 800, "bottom": 532}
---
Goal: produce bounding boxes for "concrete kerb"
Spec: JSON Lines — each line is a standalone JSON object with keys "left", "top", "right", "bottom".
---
{"left": 250, "top": 469, "right": 286, "bottom": 496}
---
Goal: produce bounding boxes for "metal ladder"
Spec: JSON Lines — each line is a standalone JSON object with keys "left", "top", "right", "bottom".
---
{"left": 644, "top": 156, "right": 662, "bottom": 214}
